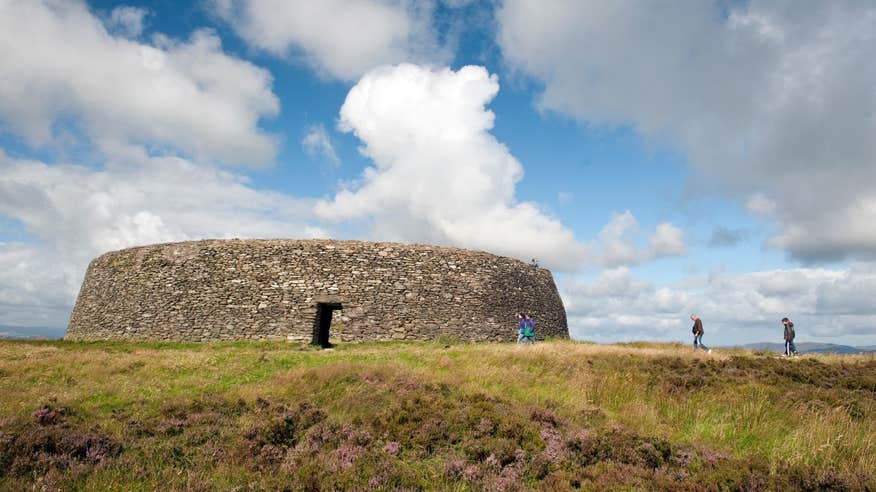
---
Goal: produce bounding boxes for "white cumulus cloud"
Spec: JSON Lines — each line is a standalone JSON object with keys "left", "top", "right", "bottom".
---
{"left": 591, "top": 211, "right": 687, "bottom": 267}
{"left": 302, "top": 124, "right": 340, "bottom": 167}
{"left": 213, "top": 0, "right": 449, "bottom": 81}
{"left": 0, "top": 0, "right": 279, "bottom": 165}
{"left": 0, "top": 243, "right": 74, "bottom": 330}
{"left": 648, "top": 223, "right": 687, "bottom": 258}
{"left": 497, "top": 0, "right": 876, "bottom": 263}
{"left": 0, "top": 150, "right": 326, "bottom": 330}
{"left": 315, "top": 64, "right": 586, "bottom": 270}
{"left": 593, "top": 211, "right": 640, "bottom": 267}
{"left": 561, "top": 265, "right": 876, "bottom": 345}
{"left": 106, "top": 5, "right": 147, "bottom": 38}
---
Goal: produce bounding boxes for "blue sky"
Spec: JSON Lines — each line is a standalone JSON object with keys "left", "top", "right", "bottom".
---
{"left": 1, "top": 0, "right": 875, "bottom": 346}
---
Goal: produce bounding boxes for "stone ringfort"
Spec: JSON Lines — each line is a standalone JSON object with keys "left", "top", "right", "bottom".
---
{"left": 65, "top": 239, "right": 569, "bottom": 344}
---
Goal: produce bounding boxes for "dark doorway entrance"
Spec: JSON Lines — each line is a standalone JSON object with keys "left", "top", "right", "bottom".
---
{"left": 312, "top": 302, "right": 341, "bottom": 348}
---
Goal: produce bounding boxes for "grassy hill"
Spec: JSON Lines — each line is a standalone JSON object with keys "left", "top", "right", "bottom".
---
{"left": 1, "top": 340, "right": 874, "bottom": 491}
{"left": 735, "top": 342, "right": 876, "bottom": 355}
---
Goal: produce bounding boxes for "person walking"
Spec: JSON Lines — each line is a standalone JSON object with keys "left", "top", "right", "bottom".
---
{"left": 690, "top": 315, "right": 711, "bottom": 353}
{"left": 782, "top": 317, "right": 797, "bottom": 356}
{"left": 523, "top": 312, "right": 536, "bottom": 345}
{"left": 516, "top": 313, "right": 526, "bottom": 345}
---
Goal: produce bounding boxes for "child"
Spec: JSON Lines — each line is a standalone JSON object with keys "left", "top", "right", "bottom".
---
{"left": 516, "top": 313, "right": 526, "bottom": 345}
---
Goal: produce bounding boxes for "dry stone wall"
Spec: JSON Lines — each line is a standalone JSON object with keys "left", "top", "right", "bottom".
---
{"left": 65, "top": 239, "right": 568, "bottom": 343}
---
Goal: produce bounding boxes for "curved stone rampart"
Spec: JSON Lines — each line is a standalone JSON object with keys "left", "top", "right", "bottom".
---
{"left": 65, "top": 239, "right": 568, "bottom": 343}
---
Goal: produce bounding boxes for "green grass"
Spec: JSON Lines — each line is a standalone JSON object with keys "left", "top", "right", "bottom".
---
{"left": 1, "top": 339, "right": 874, "bottom": 490}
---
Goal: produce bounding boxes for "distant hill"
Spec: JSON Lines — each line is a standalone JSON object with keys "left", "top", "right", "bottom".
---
{"left": 735, "top": 342, "right": 876, "bottom": 354}
{"left": 0, "top": 325, "right": 65, "bottom": 340}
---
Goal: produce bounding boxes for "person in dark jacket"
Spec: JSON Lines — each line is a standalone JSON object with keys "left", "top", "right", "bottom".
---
{"left": 690, "top": 315, "right": 711, "bottom": 353}
{"left": 782, "top": 317, "right": 797, "bottom": 356}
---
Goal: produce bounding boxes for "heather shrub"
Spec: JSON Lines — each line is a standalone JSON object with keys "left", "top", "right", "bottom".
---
{"left": 0, "top": 404, "right": 121, "bottom": 481}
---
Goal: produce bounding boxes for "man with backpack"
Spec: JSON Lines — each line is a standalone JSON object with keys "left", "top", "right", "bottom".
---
{"left": 782, "top": 317, "right": 798, "bottom": 356}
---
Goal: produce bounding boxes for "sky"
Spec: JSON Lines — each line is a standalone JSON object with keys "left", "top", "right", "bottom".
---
{"left": 1, "top": 0, "right": 876, "bottom": 346}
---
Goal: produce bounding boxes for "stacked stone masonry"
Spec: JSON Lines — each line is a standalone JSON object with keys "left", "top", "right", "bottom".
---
{"left": 65, "top": 239, "right": 568, "bottom": 343}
